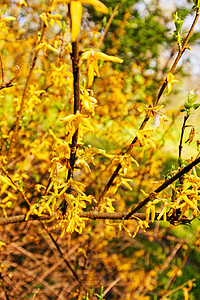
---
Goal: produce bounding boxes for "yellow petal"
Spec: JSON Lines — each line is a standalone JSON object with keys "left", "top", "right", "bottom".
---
{"left": 35, "top": 42, "right": 45, "bottom": 51}
{"left": 151, "top": 206, "right": 155, "bottom": 222}
{"left": 60, "top": 114, "right": 79, "bottom": 122}
{"left": 80, "top": 117, "right": 94, "bottom": 132}
{"left": 2, "top": 16, "right": 16, "bottom": 21}
{"left": 164, "top": 73, "right": 180, "bottom": 96}
{"left": 71, "top": 1, "right": 82, "bottom": 42}
{"left": 39, "top": 13, "right": 48, "bottom": 27}
{"left": 82, "top": 0, "right": 109, "bottom": 13}
{"left": 183, "top": 195, "right": 199, "bottom": 212}
{"left": 88, "top": 63, "right": 95, "bottom": 87}
{"left": 95, "top": 51, "right": 123, "bottom": 63}
{"left": 81, "top": 51, "right": 91, "bottom": 61}
{"left": 167, "top": 72, "right": 174, "bottom": 83}
{"left": 46, "top": 43, "right": 59, "bottom": 53}
{"left": 164, "top": 83, "right": 172, "bottom": 96}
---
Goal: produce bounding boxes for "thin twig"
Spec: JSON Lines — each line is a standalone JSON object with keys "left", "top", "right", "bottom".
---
{"left": 178, "top": 114, "right": 189, "bottom": 184}
{"left": 1, "top": 167, "right": 31, "bottom": 206}
{"left": 103, "top": 277, "right": 121, "bottom": 296}
{"left": 179, "top": 115, "right": 188, "bottom": 162}
{"left": 99, "top": 8, "right": 200, "bottom": 200}
{"left": 125, "top": 155, "right": 200, "bottom": 219}
{"left": 98, "top": 3, "right": 120, "bottom": 48}
{"left": 159, "top": 243, "right": 182, "bottom": 274}
{"left": 164, "top": 248, "right": 192, "bottom": 293}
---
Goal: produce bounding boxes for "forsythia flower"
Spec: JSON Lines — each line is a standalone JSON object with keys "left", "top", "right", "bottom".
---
{"left": 80, "top": 50, "right": 123, "bottom": 87}
{"left": 63, "top": 0, "right": 109, "bottom": 42}
{"left": 35, "top": 42, "right": 59, "bottom": 55}
{"left": 164, "top": 72, "right": 180, "bottom": 96}
{"left": 0, "top": 12, "right": 16, "bottom": 26}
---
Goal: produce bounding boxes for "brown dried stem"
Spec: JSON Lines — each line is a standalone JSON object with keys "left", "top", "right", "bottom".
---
{"left": 99, "top": 8, "right": 200, "bottom": 200}
{"left": 163, "top": 248, "right": 192, "bottom": 294}
{"left": 42, "top": 222, "right": 82, "bottom": 288}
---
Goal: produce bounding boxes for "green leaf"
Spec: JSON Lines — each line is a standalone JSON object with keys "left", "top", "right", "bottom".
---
{"left": 184, "top": 102, "right": 193, "bottom": 109}
{"left": 2, "top": 4, "right": 7, "bottom": 14}
{"left": 193, "top": 103, "right": 200, "bottom": 110}
{"left": 62, "top": 20, "right": 65, "bottom": 34}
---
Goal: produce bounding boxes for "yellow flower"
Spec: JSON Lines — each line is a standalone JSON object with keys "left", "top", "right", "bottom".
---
{"left": 62, "top": 0, "right": 109, "bottom": 41}
{"left": 35, "top": 42, "right": 59, "bottom": 56}
{"left": 39, "top": 12, "right": 62, "bottom": 28}
{"left": 0, "top": 12, "right": 16, "bottom": 25}
{"left": 164, "top": 73, "right": 180, "bottom": 96}
{"left": 80, "top": 50, "right": 123, "bottom": 87}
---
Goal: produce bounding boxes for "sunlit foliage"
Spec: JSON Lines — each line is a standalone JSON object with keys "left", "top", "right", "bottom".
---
{"left": 0, "top": 0, "right": 200, "bottom": 299}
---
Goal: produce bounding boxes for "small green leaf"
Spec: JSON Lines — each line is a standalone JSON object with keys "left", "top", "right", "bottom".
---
{"left": 184, "top": 103, "right": 193, "bottom": 109}
{"left": 193, "top": 103, "right": 200, "bottom": 110}
{"left": 180, "top": 108, "right": 186, "bottom": 112}
{"left": 62, "top": 20, "right": 65, "bottom": 34}
{"left": 2, "top": 4, "right": 7, "bottom": 14}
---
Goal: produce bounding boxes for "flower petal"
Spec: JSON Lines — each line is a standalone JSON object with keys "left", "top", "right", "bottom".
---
{"left": 81, "top": 0, "right": 109, "bottom": 13}
{"left": 71, "top": 1, "right": 82, "bottom": 42}
{"left": 88, "top": 63, "right": 95, "bottom": 87}
{"left": 95, "top": 51, "right": 123, "bottom": 63}
{"left": 2, "top": 16, "right": 16, "bottom": 21}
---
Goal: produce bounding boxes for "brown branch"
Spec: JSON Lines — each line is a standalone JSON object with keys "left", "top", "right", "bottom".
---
{"left": 0, "top": 212, "right": 134, "bottom": 225}
{"left": 178, "top": 114, "right": 189, "bottom": 183}
{"left": 98, "top": 3, "right": 120, "bottom": 48}
{"left": 8, "top": 22, "right": 47, "bottom": 156}
{"left": 0, "top": 210, "right": 192, "bottom": 226}
{"left": 99, "top": 8, "right": 200, "bottom": 200}
{"left": 179, "top": 116, "right": 188, "bottom": 161}
{"left": 159, "top": 243, "right": 182, "bottom": 274}
{"left": 125, "top": 156, "right": 200, "bottom": 220}
{"left": 67, "top": 40, "right": 80, "bottom": 179}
